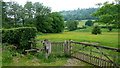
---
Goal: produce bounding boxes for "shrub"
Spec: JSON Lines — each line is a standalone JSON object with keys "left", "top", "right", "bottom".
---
{"left": 66, "top": 20, "right": 79, "bottom": 31}
{"left": 85, "top": 20, "right": 93, "bottom": 26}
{"left": 2, "top": 27, "right": 37, "bottom": 50}
{"left": 108, "top": 26, "right": 112, "bottom": 32}
{"left": 2, "top": 49, "right": 13, "bottom": 63}
{"left": 92, "top": 25, "right": 101, "bottom": 35}
{"left": 2, "top": 45, "right": 15, "bottom": 63}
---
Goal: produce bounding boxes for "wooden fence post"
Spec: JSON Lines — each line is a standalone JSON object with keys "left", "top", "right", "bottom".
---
{"left": 64, "top": 40, "right": 67, "bottom": 54}
{"left": 64, "top": 40, "right": 70, "bottom": 55}
{"left": 44, "top": 39, "right": 51, "bottom": 59}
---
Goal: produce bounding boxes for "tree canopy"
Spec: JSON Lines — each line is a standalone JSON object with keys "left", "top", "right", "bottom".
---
{"left": 59, "top": 8, "right": 98, "bottom": 21}
{"left": 66, "top": 20, "right": 79, "bottom": 31}
{"left": 2, "top": 1, "right": 64, "bottom": 33}
{"left": 92, "top": 1, "right": 120, "bottom": 27}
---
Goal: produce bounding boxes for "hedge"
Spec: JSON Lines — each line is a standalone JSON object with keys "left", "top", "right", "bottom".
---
{"left": 2, "top": 27, "right": 37, "bottom": 50}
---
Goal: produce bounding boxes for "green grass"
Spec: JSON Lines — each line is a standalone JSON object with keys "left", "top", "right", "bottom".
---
{"left": 78, "top": 20, "right": 87, "bottom": 27}
{"left": 36, "top": 29, "right": 118, "bottom": 48}
{"left": 3, "top": 54, "right": 68, "bottom": 66}
{"left": 36, "top": 28, "right": 119, "bottom": 65}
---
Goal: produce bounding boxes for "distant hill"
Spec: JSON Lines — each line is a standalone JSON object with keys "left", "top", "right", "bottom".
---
{"left": 59, "top": 8, "right": 98, "bottom": 21}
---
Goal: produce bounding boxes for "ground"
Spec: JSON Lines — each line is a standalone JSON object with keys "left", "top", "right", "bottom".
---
{"left": 2, "top": 27, "right": 119, "bottom": 66}
{"left": 65, "top": 58, "right": 89, "bottom": 66}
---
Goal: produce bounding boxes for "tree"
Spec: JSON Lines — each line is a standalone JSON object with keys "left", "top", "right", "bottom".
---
{"left": 2, "top": 1, "right": 22, "bottom": 28}
{"left": 8, "top": 2, "right": 21, "bottom": 25}
{"left": 92, "top": 1, "right": 120, "bottom": 31}
{"left": 85, "top": 20, "right": 93, "bottom": 26}
{"left": 2, "top": 1, "right": 64, "bottom": 33}
{"left": 48, "top": 12, "right": 64, "bottom": 33}
{"left": 66, "top": 20, "right": 79, "bottom": 31}
{"left": 24, "top": 1, "right": 33, "bottom": 18}
{"left": 92, "top": 25, "right": 101, "bottom": 35}
{"left": 35, "top": 12, "right": 64, "bottom": 33}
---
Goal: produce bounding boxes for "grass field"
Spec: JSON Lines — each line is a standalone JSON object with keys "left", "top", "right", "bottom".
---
{"left": 78, "top": 20, "right": 87, "bottom": 27}
{"left": 36, "top": 28, "right": 119, "bottom": 65}
{"left": 36, "top": 29, "right": 119, "bottom": 48}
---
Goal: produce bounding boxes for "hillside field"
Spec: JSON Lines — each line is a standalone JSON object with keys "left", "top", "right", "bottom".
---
{"left": 36, "top": 29, "right": 119, "bottom": 48}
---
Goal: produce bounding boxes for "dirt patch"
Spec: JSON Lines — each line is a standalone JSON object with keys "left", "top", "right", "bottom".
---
{"left": 32, "top": 58, "right": 40, "bottom": 62}
{"left": 65, "top": 58, "right": 85, "bottom": 66}
{"left": 13, "top": 57, "right": 20, "bottom": 62}
{"left": 91, "top": 42, "right": 99, "bottom": 45}
{"left": 80, "top": 42, "right": 88, "bottom": 44}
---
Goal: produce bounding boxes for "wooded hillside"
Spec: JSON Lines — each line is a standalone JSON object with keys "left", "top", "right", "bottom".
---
{"left": 59, "top": 8, "right": 98, "bottom": 21}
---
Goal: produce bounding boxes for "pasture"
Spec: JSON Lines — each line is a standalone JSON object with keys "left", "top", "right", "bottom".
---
{"left": 36, "top": 29, "right": 119, "bottom": 48}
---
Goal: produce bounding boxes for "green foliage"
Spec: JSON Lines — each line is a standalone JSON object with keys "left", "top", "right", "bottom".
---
{"left": 2, "top": 1, "right": 51, "bottom": 28}
{"left": 2, "top": 27, "right": 37, "bottom": 50}
{"left": 35, "top": 12, "right": 64, "bottom": 33}
{"left": 2, "top": 49, "right": 13, "bottom": 63}
{"left": 66, "top": 20, "right": 79, "bottom": 31}
{"left": 2, "top": 1, "right": 64, "bottom": 33}
{"left": 34, "top": 52, "right": 56, "bottom": 63}
{"left": 85, "top": 20, "right": 93, "bottom": 26}
{"left": 48, "top": 12, "right": 64, "bottom": 33}
{"left": 92, "top": 25, "right": 101, "bottom": 35}
{"left": 92, "top": 2, "right": 120, "bottom": 28}
{"left": 59, "top": 8, "right": 98, "bottom": 21}
{"left": 24, "top": 18, "right": 35, "bottom": 27}
{"left": 2, "top": 45, "right": 17, "bottom": 63}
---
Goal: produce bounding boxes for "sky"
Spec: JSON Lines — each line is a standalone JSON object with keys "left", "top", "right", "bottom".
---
{"left": 3, "top": 0, "right": 115, "bottom": 12}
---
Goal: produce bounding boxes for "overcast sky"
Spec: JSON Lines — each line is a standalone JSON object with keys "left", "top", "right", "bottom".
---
{"left": 4, "top": 0, "right": 115, "bottom": 12}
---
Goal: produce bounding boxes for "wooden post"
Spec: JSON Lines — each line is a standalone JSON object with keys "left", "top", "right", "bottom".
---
{"left": 64, "top": 40, "right": 67, "bottom": 54}
{"left": 64, "top": 40, "right": 70, "bottom": 55}
{"left": 30, "top": 38, "right": 34, "bottom": 48}
{"left": 44, "top": 39, "right": 51, "bottom": 59}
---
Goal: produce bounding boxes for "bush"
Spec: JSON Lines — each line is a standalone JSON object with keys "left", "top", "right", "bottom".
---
{"left": 66, "top": 20, "right": 79, "bottom": 31}
{"left": 2, "top": 45, "right": 15, "bottom": 63}
{"left": 2, "top": 27, "right": 37, "bottom": 50}
{"left": 85, "top": 20, "right": 93, "bottom": 26}
{"left": 92, "top": 25, "right": 101, "bottom": 35}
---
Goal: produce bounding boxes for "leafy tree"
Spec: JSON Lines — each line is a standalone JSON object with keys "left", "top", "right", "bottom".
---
{"left": 8, "top": 2, "right": 21, "bottom": 25}
{"left": 2, "top": 2, "right": 22, "bottom": 28}
{"left": 85, "top": 20, "right": 93, "bottom": 26}
{"left": 92, "top": 25, "right": 101, "bottom": 35}
{"left": 35, "top": 12, "right": 64, "bottom": 33}
{"left": 2, "top": 1, "right": 64, "bottom": 33}
{"left": 24, "top": 1, "right": 33, "bottom": 18}
{"left": 66, "top": 20, "right": 79, "bottom": 31}
{"left": 48, "top": 12, "right": 64, "bottom": 33}
{"left": 92, "top": 1, "right": 120, "bottom": 31}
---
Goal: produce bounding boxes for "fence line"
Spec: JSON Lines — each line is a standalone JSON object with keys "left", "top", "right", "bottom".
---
{"left": 29, "top": 39, "right": 120, "bottom": 67}
{"left": 70, "top": 41, "right": 120, "bottom": 68}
